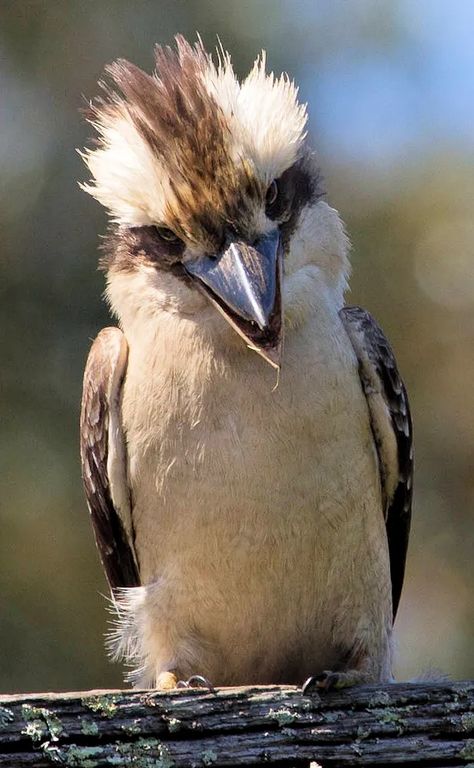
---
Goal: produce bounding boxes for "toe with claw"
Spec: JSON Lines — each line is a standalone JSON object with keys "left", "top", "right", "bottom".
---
{"left": 303, "top": 668, "right": 369, "bottom": 694}
{"left": 141, "top": 672, "right": 216, "bottom": 705}
{"left": 176, "top": 675, "right": 216, "bottom": 694}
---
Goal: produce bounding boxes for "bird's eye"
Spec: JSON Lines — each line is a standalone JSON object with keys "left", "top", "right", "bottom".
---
{"left": 265, "top": 180, "right": 279, "bottom": 208}
{"left": 155, "top": 226, "right": 180, "bottom": 243}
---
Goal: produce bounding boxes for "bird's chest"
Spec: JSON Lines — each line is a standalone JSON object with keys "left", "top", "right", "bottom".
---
{"left": 122, "top": 323, "right": 380, "bottom": 584}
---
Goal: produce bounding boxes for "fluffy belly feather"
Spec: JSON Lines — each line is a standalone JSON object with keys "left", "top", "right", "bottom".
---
{"left": 118, "top": 320, "right": 393, "bottom": 685}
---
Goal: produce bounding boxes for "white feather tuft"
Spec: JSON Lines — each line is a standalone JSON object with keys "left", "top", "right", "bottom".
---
{"left": 202, "top": 49, "right": 307, "bottom": 183}
{"left": 80, "top": 109, "right": 175, "bottom": 227}
{"left": 106, "top": 587, "right": 152, "bottom": 685}
{"left": 235, "top": 53, "right": 307, "bottom": 182}
{"left": 202, "top": 43, "right": 240, "bottom": 119}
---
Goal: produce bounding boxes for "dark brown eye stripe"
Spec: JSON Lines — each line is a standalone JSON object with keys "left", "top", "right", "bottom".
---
{"left": 265, "top": 179, "right": 279, "bottom": 210}
{"left": 268, "top": 152, "right": 325, "bottom": 249}
{"left": 155, "top": 225, "right": 180, "bottom": 243}
{"left": 128, "top": 225, "right": 185, "bottom": 262}
{"left": 267, "top": 154, "right": 322, "bottom": 221}
{"left": 99, "top": 225, "right": 186, "bottom": 273}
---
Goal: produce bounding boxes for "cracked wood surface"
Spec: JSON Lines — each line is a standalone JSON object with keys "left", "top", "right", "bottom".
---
{"left": 0, "top": 682, "right": 473, "bottom": 766}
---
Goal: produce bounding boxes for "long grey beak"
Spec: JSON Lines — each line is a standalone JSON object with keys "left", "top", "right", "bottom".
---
{"left": 184, "top": 230, "right": 283, "bottom": 368}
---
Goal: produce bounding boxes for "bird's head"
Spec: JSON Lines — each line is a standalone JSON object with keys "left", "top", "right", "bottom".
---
{"left": 82, "top": 37, "right": 349, "bottom": 369}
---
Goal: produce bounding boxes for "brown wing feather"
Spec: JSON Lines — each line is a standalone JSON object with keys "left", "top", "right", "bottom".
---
{"left": 80, "top": 327, "right": 140, "bottom": 590}
{"left": 340, "top": 306, "right": 413, "bottom": 620}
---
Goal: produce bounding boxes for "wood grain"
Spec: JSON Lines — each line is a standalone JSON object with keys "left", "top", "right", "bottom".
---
{"left": 0, "top": 682, "right": 473, "bottom": 766}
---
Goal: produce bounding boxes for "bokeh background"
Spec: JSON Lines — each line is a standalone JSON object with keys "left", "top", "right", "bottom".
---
{"left": 1, "top": 0, "right": 473, "bottom": 693}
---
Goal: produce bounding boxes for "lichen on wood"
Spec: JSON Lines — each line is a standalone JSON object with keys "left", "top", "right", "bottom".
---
{"left": 0, "top": 681, "right": 472, "bottom": 766}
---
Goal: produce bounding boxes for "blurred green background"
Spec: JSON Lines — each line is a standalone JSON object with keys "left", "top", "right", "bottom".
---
{"left": 1, "top": 0, "right": 473, "bottom": 693}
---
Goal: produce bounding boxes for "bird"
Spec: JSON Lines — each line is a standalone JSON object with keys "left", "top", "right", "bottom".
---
{"left": 80, "top": 36, "right": 413, "bottom": 691}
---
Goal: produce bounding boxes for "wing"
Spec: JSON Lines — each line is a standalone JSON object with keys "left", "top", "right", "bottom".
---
{"left": 80, "top": 327, "right": 140, "bottom": 590}
{"left": 340, "top": 306, "right": 413, "bottom": 620}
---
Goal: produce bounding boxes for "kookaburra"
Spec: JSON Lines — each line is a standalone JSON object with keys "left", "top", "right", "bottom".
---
{"left": 80, "top": 37, "right": 413, "bottom": 691}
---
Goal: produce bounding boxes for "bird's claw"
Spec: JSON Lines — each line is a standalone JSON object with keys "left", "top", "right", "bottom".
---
{"left": 176, "top": 675, "right": 216, "bottom": 693}
{"left": 302, "top": 671, "right": 342, "bottom": 694}
{"left": 303, "top": 666, "right": 370, "bottom": 693}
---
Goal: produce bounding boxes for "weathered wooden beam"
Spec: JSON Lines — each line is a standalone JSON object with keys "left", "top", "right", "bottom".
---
{"left": 0, "top": 682, "right": 473, "bottom": 766}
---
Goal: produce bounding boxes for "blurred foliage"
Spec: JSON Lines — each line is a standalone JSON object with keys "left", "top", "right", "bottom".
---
{"left": 1, "top": 0, "right": 472, "bottom": 692}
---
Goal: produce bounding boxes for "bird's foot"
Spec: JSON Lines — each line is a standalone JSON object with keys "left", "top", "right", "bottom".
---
{"left": 141, "top": 672, "right": 215, "bottom": 706}
{"left": 155, "top": 671, "right": 179, "bottom": 690}
{"left": 303, "top": 669, "right": 369, "bottom": 694}
{"left": 140, "top": 672, "right": 178, "bottom": 705}
{"left": 176, "top": 675, "right": 216, "bottom": 693}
